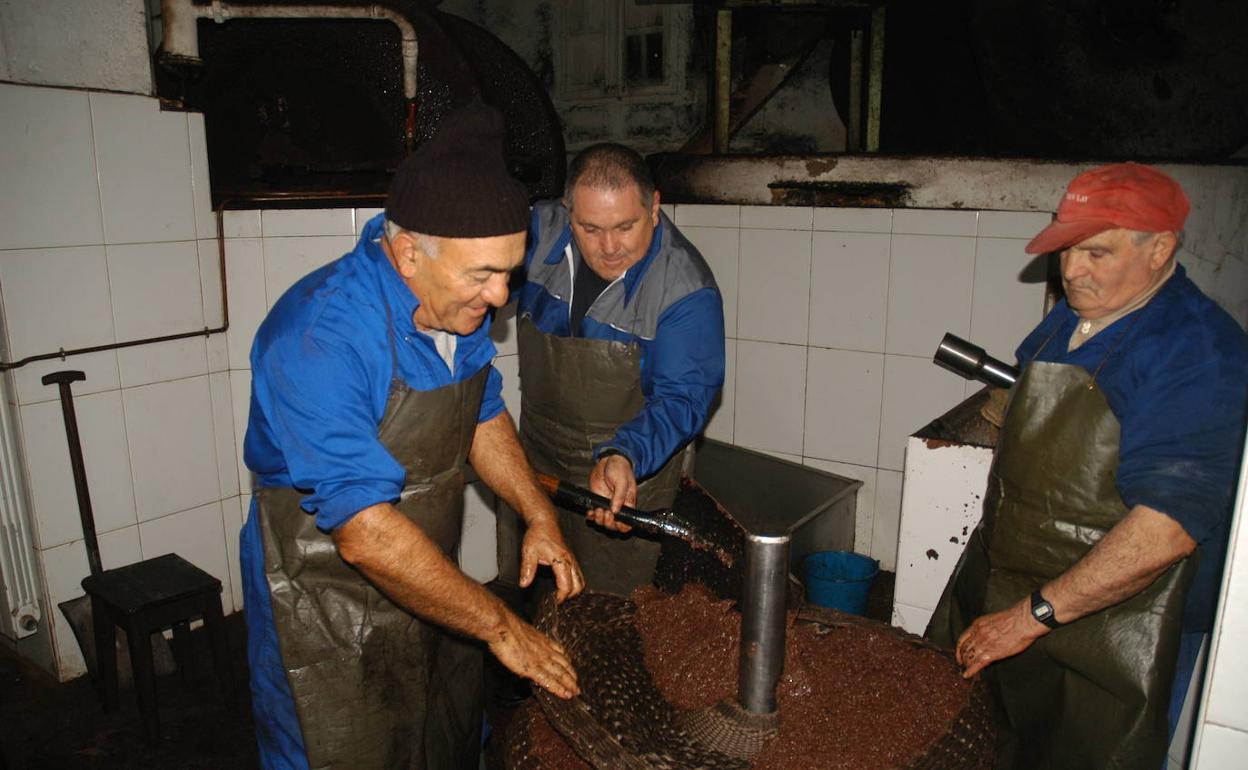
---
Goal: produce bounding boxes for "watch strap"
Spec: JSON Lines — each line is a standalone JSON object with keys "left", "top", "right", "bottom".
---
{"left": 1030, "top": 589, "right": 1061, "bottom": 629}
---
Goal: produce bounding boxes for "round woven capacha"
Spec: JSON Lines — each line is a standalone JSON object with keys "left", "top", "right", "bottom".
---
{"left": 509, "top": 590, "right": 996, "bottom": 770}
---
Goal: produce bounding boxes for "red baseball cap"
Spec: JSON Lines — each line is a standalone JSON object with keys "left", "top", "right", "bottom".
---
{"left": 1025, "top": 162, "right": 1190, "bottom": 254}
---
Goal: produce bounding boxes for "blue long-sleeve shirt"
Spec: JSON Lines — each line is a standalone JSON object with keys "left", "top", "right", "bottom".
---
{"left": 243, "top": 213, "right": 504, "bottom": 532}
{"left": 515, "top": 201, "right": 725, "bottom": 478}
{"left": 1015, "top": 264, "right": 1248, "bottom": 631}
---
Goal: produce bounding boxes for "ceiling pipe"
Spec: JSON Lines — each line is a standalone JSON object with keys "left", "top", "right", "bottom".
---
{"left": 160, "top": 0, "right": 419, "bottom": 99}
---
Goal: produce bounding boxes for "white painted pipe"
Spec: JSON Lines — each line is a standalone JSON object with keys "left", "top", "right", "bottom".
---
{"left": 161, "top": 0, "right": 419, "bottom": 99}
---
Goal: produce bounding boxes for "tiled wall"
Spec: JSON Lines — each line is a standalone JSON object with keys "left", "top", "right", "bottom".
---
{"left": 670, "top": 203, "right": 1052, "bottom": 571}
{"left": 0, "top": 84, "right": 232, "bottom": 678}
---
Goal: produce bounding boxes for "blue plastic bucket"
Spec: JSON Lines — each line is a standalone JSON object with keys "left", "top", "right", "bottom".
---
{"left": 801, "top": 551, "right": 879, "bottom": 615}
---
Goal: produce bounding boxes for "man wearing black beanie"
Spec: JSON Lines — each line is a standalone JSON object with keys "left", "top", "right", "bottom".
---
{"left": 240, "top": 101, "right": 584, "bottom": 770}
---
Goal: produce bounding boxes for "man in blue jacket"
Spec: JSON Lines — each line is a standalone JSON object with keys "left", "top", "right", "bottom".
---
{"left": 501, "top": 143, "right": 725, "bottom": 595}
{"left": 240, "top": 102, "right": 583, "bottom": 770}
{"left": 928, "top": 163, "right": 1247, "bottom": 769}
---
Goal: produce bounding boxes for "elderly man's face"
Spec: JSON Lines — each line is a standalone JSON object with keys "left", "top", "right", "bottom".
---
{"left": 567, "top": 182, "right": 660, "bottom": 282}
{"left": 393, "top": 231, "right": 526, "bottom": 335}
{"left": 1060, "top": 228, "right": 1176, "bottom": 320}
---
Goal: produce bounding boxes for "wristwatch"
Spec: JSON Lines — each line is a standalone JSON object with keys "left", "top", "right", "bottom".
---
{"left": 1030, "top": 590, "right": 1061, "bottom": 629}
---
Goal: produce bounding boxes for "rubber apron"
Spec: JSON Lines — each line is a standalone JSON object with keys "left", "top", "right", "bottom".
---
{"left": 927, "top": 350, "right": 1194, "bottom": 770}
{"left": 505, "top": 316, "right": 683, "bottom": 596}
{"left": 257, "top": 366, "right": 488, "bottom": 770}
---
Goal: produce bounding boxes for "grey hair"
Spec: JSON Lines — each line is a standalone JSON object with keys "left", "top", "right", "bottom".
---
{"left": 1130, "top": 228, "right": 1184, "bottom": 252}
{"left": 384, "top": 218, "right": 441, "bottom": 259}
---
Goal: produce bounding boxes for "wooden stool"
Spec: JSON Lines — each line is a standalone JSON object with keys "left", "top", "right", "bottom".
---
{"left": 82, "top": 553, "right": 234, "bottom": 741}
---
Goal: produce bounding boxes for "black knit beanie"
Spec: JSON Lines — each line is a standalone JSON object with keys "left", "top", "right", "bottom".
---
{"left": 385, "top": 101, "right": 530, "bottom": 238}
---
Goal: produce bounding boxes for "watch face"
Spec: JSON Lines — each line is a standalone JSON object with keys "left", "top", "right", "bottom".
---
{"left": 1033, "top": 603, "right": 1054, "bottom": 621}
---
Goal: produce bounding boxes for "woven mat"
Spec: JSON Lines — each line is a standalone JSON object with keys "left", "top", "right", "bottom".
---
{"left": 521, "top": 592, "right": 996, "bottom": 770}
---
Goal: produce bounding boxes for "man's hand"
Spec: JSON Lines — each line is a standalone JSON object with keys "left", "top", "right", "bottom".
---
{"left": 955, "top": 597, "right": 1049, "bottom": 678}
{"left": 587, "top": 453, "right": 637, "bottom": 532}
{"left": 487, "top": 612, "right": 580, "bottom": 699}
{"left": 519, "top": 516, "right": 584, "bottom": 603}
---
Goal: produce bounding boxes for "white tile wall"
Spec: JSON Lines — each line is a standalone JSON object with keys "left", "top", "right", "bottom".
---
{"left": 0, "top": 246, "right": 115, "bottom": 360}
{"left": 892, "top": 209, "right": 978, "bottom": 237}
{"left": 123, "top": 377, "right": 220, "bottom": 522}
{"left": 261, "top": 208, "right": 355, "bottom": 238}
{"left": 813, "top": 207, "right": 892, "bottom": 234}
{"left": 0, "top": 85, "right": 103, "bottom": 250}
{"left": 804, "top": 348, "right": 884, "bottom": 467}
{"left": 20, "top": 390, "right": 137, "bottom": 548}
{"left": 262, "top": 235, "right": 353, "bottom": 308}
{"left": 809, "top": 232, "right": 890, "bottom": 352}
{"left": 229, "top": 371, "right": 254, "bottom": 495}
{"left": 108, "top": 241, "right": 205, "bottom": 340}
{"left": 199, "top": 239, "right": 226, "bottom": 329}
{"left": 223, "top": 211, "right": 262, "bottom": 239}
{"left": 741, "top": 205, "right": 814, "bottom": 231}
{"left": 90, "top": 92, "right": 196, "bottom": 245}
{"left": 733, "top": 340, "right": 806, "bottom": 456}
{"left": 461, "top": 483, "right": 498, "bottom": 583}
{"left": 209, "top": 371, "right": 240, "bottom": 500}
{"left": 878, "top": 354, "right": 968, "bottom": 471}
{"left": 116, "top": 336, "right": 210, "bottom": 389}
{"left": 737, "top": 228, "right": 811, "bottom": 345}
{"left": 188, "top": 114, "right": 217, "bottom": 241}
{"left": 224, "top": 238, "right": 266, "bottom": 371}
{"left": 673, "top": 204, "right": 740, "bottom": 229}
{"left": 885, "top": 234, "right": 976, "bottom": 357}
{"left": 1193, "top": 724, "right": 1248, "bottom": 770}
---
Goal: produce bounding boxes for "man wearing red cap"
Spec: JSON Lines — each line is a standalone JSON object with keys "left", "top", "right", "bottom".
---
{"left": 928, "top": 163, "right": 1247, "bottom": 769}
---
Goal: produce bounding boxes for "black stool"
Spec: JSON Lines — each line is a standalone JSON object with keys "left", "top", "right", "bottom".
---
{"left": 83, "top": 553, "right": 234, "bottom": 740}
{"left": 43, "top": 371, "right": 234, "bottom": 741}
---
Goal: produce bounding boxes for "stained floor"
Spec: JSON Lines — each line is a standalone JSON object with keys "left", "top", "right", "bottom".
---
{"left": 0, "top": 573, "right": 894, "bottom": 769}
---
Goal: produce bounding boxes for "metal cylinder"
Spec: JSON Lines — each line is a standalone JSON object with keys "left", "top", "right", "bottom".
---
{"left": 737, "top": 533, "right": 790, "bottom": 715}
{"left": 933, "top": 332, "right": 1019, "bottom": 388}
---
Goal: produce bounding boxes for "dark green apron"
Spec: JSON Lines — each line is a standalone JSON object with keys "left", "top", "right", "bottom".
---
{"left": 498, "top": 317, "right": 684, "bottom": 596}
{"left": 928, "top": 357, "right": 1194, "bottom": 770}
{"left": 258, "top": 365, "right": 488, "bottom": 770}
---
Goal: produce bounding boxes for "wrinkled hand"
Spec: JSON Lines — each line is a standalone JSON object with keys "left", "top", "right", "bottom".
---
{"left": 587, "top": 454, "right": 637, "bottom": 533}
{"left": 519, "top": 517, "right": 584, "bottom": 603}
{"left": 955, "top": 598, "right": 1049, "bottom": 678}
{"left": 488, "top": 612, "right": 580, "bottom": 699}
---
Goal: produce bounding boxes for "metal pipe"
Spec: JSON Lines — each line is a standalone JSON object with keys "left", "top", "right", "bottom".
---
{"left": 0, "top": 206, "right": 231, "bottom": 372}
{"left": 161, "top": 0, "right": 419, "bottom": 99}
{"left": 737, "top": 533, "right": 790, "bottom": 715}
{"left": 933, "top": 332, "right": 1019, "bottom": 388}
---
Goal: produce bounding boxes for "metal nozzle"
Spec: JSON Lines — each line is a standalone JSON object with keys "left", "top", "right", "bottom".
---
{"left": 934, "top": 333, "right": 1019, "bottom": 388}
